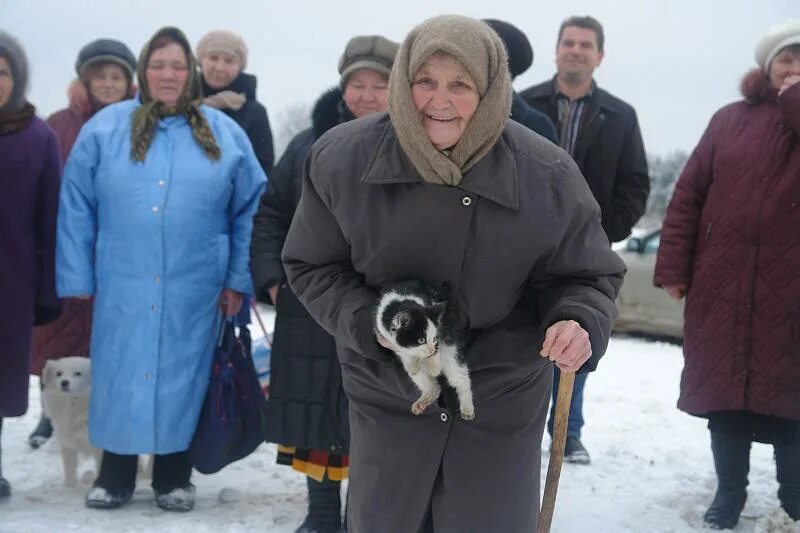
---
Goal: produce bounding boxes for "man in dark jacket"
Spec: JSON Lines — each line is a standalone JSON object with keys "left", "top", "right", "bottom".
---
{"left": 521, "top": 15, "right": 649, "bottom": 465}
{"left": 483, "top": 19, "right": 557, "bottom": 144}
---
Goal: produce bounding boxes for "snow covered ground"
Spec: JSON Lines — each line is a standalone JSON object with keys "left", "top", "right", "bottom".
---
{"left": 2, "top": 332, "right": 798, "bottom": 532}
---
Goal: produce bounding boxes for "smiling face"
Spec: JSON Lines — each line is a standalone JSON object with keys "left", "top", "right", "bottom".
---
{"left": 556, "top": 26, "right": 603, "bottom": 85}
{"left": 145, "top": 42, "right": 190, "bottom": 106}
{"left": 86, "top": 62, "right": 129, "bottom": 105}
{"left": 411, "top": 54, "right": 480, "bottom": 150}
{"left": 342, "top": 68, "right": 389, "bottom": 118}
{"left": 0, "top": 56, "right": 14, "bottom": 109}
{"left": 201, "top": 51, "right": 241, "bottom": 90}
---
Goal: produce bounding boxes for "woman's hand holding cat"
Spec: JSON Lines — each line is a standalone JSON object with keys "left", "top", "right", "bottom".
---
{"left": 540, "top": 320, "right": 591, "bottom": 373}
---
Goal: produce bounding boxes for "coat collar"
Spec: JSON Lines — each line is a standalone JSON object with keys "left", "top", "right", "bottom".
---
{"left": 361, "top": 116, "right": 519, "bottom": 210}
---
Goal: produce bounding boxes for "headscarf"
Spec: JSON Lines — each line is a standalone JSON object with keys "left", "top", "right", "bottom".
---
{"left": 130, "top": 27, "right": 220, "bottom": 162}
{"left": 387, "top": 15, "right": 512, "bottom": 186}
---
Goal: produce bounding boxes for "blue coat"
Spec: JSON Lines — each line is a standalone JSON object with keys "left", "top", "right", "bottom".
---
{"left": 56, "top": 100, "right": 266, "bottom": 454}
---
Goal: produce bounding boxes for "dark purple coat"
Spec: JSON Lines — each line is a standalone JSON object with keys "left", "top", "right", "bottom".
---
{"left": 655, "top": 71, "right": 800, "bottom": 422}
{"left": 0, "top": 116, "right": 62, "bottom": 416}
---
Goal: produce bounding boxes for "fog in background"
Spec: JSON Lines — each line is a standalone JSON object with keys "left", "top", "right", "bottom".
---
{"left": 1, "top": 0, "right": 795, "bottom": 156}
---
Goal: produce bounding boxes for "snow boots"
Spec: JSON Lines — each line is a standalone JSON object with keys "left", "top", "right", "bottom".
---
{"left": 295, "top": 475, "right": 342, "bottom": 533}
{"left": 775, "top": 437, "right": 800, "bottom": 521}
{"left": 704, "top": 431, "right": 751, "bottom": 530}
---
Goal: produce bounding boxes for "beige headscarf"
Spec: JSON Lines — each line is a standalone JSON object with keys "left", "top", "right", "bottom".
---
{"left": 388, "top": 15, "right": 512, "bottom": 186}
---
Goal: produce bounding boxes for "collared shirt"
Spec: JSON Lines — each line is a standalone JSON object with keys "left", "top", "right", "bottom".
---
{"left": 555, "top": 80, "right": 596, "bottom": 157}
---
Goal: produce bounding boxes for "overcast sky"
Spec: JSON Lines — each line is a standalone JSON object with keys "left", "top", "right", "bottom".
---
{"left": 1, "top": 0, "right": 795, "bottom": 156}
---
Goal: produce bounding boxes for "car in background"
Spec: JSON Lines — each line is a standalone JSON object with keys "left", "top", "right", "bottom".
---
{"left": 614, "top": 229, "right": 684, "bottom": 341}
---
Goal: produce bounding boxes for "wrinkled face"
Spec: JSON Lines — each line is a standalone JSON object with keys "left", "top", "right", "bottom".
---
{"left": 0, "top": 57, "right": 14, "bottom": 109}
{"left": 43, "top": 357, "right": 92, "bottom": 395}
{"left": 342, "top": 68, "right": 389, "bottom": 118}
{"left": 768, "top": 46, "right": 800, "bottom": 90}
{"left": 411, "top": 54, "right": 480, "bottom": 150}
{"left": 201, "top": 52, "right": 241, "bottom": 90}
{"left": 87, "top": 62, "right": 129, "bottom": 105}
{"left": 146, "top": 42, "right": 190, "bottom": 106}
{"left": 556, "top": 26, "right": 603, "bottom": 83}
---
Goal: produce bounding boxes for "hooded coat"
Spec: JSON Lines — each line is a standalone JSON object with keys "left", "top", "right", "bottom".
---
{"left": 250, "top": 86, "right": 353, "bottom": 454}
{"left": 654, "top": 71, "right": 800, "bottom": 422}
{"left": 0, "top": 31, "right": 62, "bottom": 416}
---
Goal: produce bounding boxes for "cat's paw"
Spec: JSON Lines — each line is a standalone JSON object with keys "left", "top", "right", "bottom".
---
{"left": 411, "top": 399, "right": 431, "bottom": 415}
{"left": 460, "top": 405, "right": 475, "bottom": 420}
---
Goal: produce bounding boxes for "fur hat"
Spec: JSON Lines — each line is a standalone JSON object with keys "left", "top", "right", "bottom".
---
{"left": 76, "top": 39, "right": 136, "bottom": 81}
{"left": 755, "top": 19, "right": 800, "bottom": 72}
{"left": 388, "top": 15, "right": 512, "bottom": 187}
{"left": 196, "top": 30, "right": 248, "bottom": 70}
{"left": 0, "top": 31, "right": 29, "bottom": 113}
{"left": 482, "top": 19, "right": 533, "bottom": 79}
{"left": 338, "top": 35, "right": 399, "bottom": 87}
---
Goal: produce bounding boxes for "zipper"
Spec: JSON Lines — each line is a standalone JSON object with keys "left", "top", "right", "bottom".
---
{"left": 705, "top": 222, "right": 713, "bottom": 240}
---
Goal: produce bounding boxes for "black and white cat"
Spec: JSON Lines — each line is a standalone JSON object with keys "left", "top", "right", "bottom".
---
{"left": 374, "top": 280, "right": 474, "bottom": 420}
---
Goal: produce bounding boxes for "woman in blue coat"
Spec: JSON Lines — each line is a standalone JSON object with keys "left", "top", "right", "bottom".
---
{"left": 56, "top": 27, "right": 265, "bottom": 512}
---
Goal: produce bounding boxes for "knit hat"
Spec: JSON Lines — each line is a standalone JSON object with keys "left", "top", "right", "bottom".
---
{"left": 75, "top": 38, "right": 136, "bottom": 81}
{"left": 196, "top": 30, "right": 248, "bottom": 70}
{"left": 388, "top": 15, "right": 512, "bottom": 187}
{"left": 483, "top": 19, "right": 533, "bottom": 79}
{"left": 338, "top": 35, "right": 399, "bottom": 87}
{"left": 131, "top": 26, "right": 219, "bottom": 162}
{"left": 0, "top": 31, "right": 29, "bottom": 113}
{"left": 755, "top": 19, "right": 800, "bottom": 72}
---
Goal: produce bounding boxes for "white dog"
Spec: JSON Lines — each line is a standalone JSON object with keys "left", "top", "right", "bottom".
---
{"left": 41, "top": 356, "right": 101, "bottom": 487}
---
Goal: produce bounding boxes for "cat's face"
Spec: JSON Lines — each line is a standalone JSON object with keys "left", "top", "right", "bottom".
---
{"left": 384, "top": 306, "right": 442, "bottom": 359}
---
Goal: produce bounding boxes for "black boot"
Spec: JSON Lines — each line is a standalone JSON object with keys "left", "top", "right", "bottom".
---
{"left": 86, "top": 451, "right": 137, "bottom": 509}
{"left": 0, "top": 418, "right": 10, "bottom": 499}
{"left": 295, "top": 475, "right": 342, "bottom": 533}
{"left": 28, "top": 415, "right": 53, "bottom": 449}
{"left": 775, "top": 438, "right": 800, "bottom": 521}
{"left": 704, "top": 431, "right": 750, "bottom": 530}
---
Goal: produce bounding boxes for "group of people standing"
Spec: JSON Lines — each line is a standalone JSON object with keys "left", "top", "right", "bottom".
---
{"left": 0, "top": 12, "right": 798, "bottom": 533}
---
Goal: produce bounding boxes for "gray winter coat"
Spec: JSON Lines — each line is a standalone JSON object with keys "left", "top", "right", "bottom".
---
{"left": 282, "top": 112, "right": 625, "bottom": 532}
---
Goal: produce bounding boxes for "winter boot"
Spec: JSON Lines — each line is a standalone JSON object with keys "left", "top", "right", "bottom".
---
{"left": 85, "top": 485, "right": 133, "bottom": 509}
{"left": 295, "top": 475, "right": 342, "bottom": 533}
{"left": 704, "top": 431, "right": 751, "bottom": 530}
{"left": 87, "top": 451, "right": 137, "bottom": 509}
{"left": 28, "top": 415, "right": 53, "bottom": 449}
{"left": 775, "top": 438, "right": 800, "bottom": 521}
{"left": 0, "top": 418, "right": 10, "bottom": 499}
{"left": 564, "top": 436, "right": 591, "bottom": 465}
{"left": 155, "top": 483, "right": 195, "bottom": 512}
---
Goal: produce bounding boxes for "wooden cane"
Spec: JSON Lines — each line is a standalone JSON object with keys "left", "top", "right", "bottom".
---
{"left": 537, "top": 370, "right": 576, "bottom": 533}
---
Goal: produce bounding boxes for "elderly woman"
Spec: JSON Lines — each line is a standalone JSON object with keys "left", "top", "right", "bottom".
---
{"left": 197, "top": 30, "right": 273, "bottom": 173}
{"left": 282, "top": 16, "right": 624, "bottom": 532}
{"left": 250, "top": 34, "right": 398, "bottom": 533}
{"left": 57, "top": 27, "right": 265, "bottom": 512}
{"left": 655, "top": 19, "right": 800, "bottom": 529}
{"left": 28, "top": 37, "right": 137, "bottom": 449}
{"left": 0, "top": 31, "right": 62, "bottom": 500}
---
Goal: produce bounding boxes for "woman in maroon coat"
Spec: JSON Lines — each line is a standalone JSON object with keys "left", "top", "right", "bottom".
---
{"left": 27, "top": 38, "right": 135, "bottom": 449}
{"left": 0, "top": 31, "right": 62, "bottom": 499}
{"left": 655, "top": 20, "right": 800, "bottom": 529}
